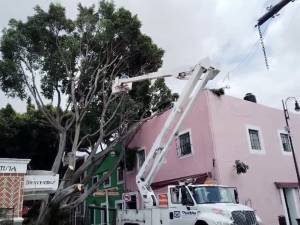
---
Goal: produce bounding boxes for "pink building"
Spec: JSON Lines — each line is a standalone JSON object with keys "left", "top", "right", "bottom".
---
{"left": 125, "top": 90, "right": 300, "bottom": 225}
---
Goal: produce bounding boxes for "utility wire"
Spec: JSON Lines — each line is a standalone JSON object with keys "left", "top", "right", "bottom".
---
{"left": 220, "top": 0, "right": 275, "bottom": 86}
{"left": 228, "top": 26, "right": 267, "bottom": 74}
{"left": 220, "top": 25, "right": 268, "bottom": 88}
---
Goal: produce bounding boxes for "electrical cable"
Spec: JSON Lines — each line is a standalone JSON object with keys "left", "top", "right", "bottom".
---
{"left": 218, "top": 24, "right": 269, "bottom": 90}
{"left": 219, "top": 25, "right": 268, "bottom": 89}
{"left": 229, "top": 26, "right": 268, "bottom": 74}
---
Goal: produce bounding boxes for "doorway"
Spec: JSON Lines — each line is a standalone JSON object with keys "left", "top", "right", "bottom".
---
{"left": 283, "top": 188, "right": 300, "bottom": 225}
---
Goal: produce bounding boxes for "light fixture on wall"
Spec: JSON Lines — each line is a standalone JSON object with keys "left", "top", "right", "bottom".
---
{"left": 294, "top": 100, "right": 300, "bottom": 112}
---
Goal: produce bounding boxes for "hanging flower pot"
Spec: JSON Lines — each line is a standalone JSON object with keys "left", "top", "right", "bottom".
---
{"left": 234, "top": 160, "right": 249, "bottom": 174}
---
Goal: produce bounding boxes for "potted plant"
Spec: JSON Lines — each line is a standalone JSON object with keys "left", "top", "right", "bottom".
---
{"left": 234, "top": 160, "right": 249, "bottom": 174}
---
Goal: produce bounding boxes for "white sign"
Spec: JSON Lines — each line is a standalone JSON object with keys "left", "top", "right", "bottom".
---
{"left": 0, "top": 158, "right": 30, "bottom": 174}
{"left": 24, "top": 174, "right": 59, "bottom": 193}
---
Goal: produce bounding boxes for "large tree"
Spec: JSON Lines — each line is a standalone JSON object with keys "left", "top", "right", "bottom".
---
{"left": 0, "top": 2, "right": 174, "bottom": 224}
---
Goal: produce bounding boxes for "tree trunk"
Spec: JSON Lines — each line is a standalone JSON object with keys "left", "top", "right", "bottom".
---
{"left": 36, "top": 131, "right": 67, "bottom": 225}
{"left": 52, "top": 131, "right": 67, "bottom": 173}
{"left": 36, "top": 202, "right": 68, "bottom": 225}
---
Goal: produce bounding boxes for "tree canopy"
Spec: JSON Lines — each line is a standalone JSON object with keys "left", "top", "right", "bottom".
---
{"left": 0, "top": 102, "right": 58, "bottom": 170}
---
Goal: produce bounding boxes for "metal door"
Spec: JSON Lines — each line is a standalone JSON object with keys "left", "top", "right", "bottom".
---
{"left": 168, "top": 186, "right": 197, "bottom": 225}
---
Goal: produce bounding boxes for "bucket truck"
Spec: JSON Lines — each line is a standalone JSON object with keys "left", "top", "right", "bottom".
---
{"left": 112, "top": 60, "right": 262, "bottom": 225}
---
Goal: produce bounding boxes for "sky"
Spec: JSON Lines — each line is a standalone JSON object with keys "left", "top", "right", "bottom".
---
{"left": 0, "top": 0, "right": 300, "bottom": 112}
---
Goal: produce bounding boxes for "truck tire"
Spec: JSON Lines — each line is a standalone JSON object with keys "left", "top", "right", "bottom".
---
{"left": 195, "top": 220, "right": 208, "bottom": 225}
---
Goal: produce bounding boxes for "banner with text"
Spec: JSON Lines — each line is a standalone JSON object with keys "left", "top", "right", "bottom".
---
{"left": 24, "top": 174, "right": 59, "bottom": 193}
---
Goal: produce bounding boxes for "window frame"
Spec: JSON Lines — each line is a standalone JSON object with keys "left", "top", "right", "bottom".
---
{"left": 136, "top": 148, "right": 146, "bottom": 170}
{"left": 102, "top": 171, "right": 111, "bottom": 188}
{"left": 246, "top": 125, "right": 265, "bottom": 154}
{"left": 115, "top": 200, "right": 124, "bottom": 210}
{"left": 278, "top": 130, "right": 292, "bottom": 155}
{"left": 177, "top": 129, "right": 193, "bottom": 158}
{"left": 117, "top": 166, "right": 124, "bottom": 184}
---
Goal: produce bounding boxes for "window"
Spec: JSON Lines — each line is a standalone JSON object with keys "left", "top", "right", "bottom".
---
{"left": 178, "top": 132, "right": 192, "bottom": 156}
{"left": 115, "top": 200, "right": 123, "bottom": 210}
{"left": 246, "top": 125, "right": 265, "bottom": 154}
{"left": 117, "top": 167, "right": 124, "bottom": 183}
{"left": 92, "top": 176, "right": 98, "bottom": 185}
{"left": 137, "top": 149, "right": 145, "bottom": 169}
{"left": 125, "top": 149, "right": 135, "bottom": 172}
{"left": 189, "top": 186, "right": 236, "bottom": 204}
{"left": 103, "top": 172, "right": 111, "bottom": 188}
{"left": 169, "top": 186, "right": 193, "bottom": 205}
{"left": 280, "top": 132, "right": 292, "bottom": 153}
{"left": 124, "top": 193, "right": 137, "bottom": 209}
{"left": 248, "top": 129, "right": 261, "bottom": 150}
{"left": 170, "top": 187, "right": 181, "bottom": 204}
{"left": 280, "top": 133, "right": 292, "bottom": 152}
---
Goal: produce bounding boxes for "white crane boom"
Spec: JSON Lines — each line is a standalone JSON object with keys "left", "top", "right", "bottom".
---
{"left": 136, "top": 63, "right": 219, "bottom": 208}
{"left": 112, "top": 73, "right": 173, "bottom": 94}
{"left": 112, "top": 60, "right": 219, "bottom": 209}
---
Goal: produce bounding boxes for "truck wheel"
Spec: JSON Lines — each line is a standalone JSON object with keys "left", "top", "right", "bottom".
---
{"left": 195, "top": 220, "right": 208, "bottom": 225}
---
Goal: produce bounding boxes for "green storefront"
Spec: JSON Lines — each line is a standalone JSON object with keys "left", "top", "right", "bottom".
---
{"left": 86, "top": 147, "right": 124, "bottom": 225}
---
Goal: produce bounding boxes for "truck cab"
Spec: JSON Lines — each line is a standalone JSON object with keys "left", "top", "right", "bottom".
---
{"left": 167, "top": 184, "right": 262, "bottom": 225}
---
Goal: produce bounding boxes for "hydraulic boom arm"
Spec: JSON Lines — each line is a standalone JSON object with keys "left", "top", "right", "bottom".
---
{"left": 136, "top": 62, "right": 219, "bottom": 208}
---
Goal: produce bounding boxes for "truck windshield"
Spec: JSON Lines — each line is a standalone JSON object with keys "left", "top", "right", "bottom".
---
{"left": 190, "top": 186, "right": 236, "bottom": 204}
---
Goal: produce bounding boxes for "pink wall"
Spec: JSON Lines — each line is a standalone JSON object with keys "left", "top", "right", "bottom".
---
{"left": 126, "top": 92, "right": 216, "bottom": 193}
{"left": 206, "top": 91, "right": 300, "bottom": 225}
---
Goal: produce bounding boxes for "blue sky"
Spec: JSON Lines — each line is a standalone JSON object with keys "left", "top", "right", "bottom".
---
{"left": 0, "top": 0, "right": 299, "bottom": 111}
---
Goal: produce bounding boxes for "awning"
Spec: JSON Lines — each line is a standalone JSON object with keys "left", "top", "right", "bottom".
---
{"left": 151, "top": 172, "right": 211, "bottom": 190}
{"left": 275, "top": 182, "right": 299, "bottom": 189}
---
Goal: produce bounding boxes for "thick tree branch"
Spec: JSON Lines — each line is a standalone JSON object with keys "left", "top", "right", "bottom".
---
{"left": 19, "top": 60, "right": 62, "bottom": 131}
{"left": 51, "top": 131, "right": 67, "bottom": 173}
{"left": 104, "top": 94, "right": 125, "bottom": 128}
{"left": 55, "top": 85, "right": 62, "bottom": 122}
{"left": 61, "top": 147, "right": 124, "bottom": 210}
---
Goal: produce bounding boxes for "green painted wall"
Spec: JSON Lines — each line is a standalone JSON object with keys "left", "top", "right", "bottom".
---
{"left": 86, "top": 145, "right": 124, "bottom": 225}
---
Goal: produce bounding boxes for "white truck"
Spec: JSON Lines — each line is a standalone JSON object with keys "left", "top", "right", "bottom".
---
{"left": 118, "top": 184, "right": 261, "bottom": 225}
{"left": 112, "top": 59, "right": 262, "bottom": 225}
